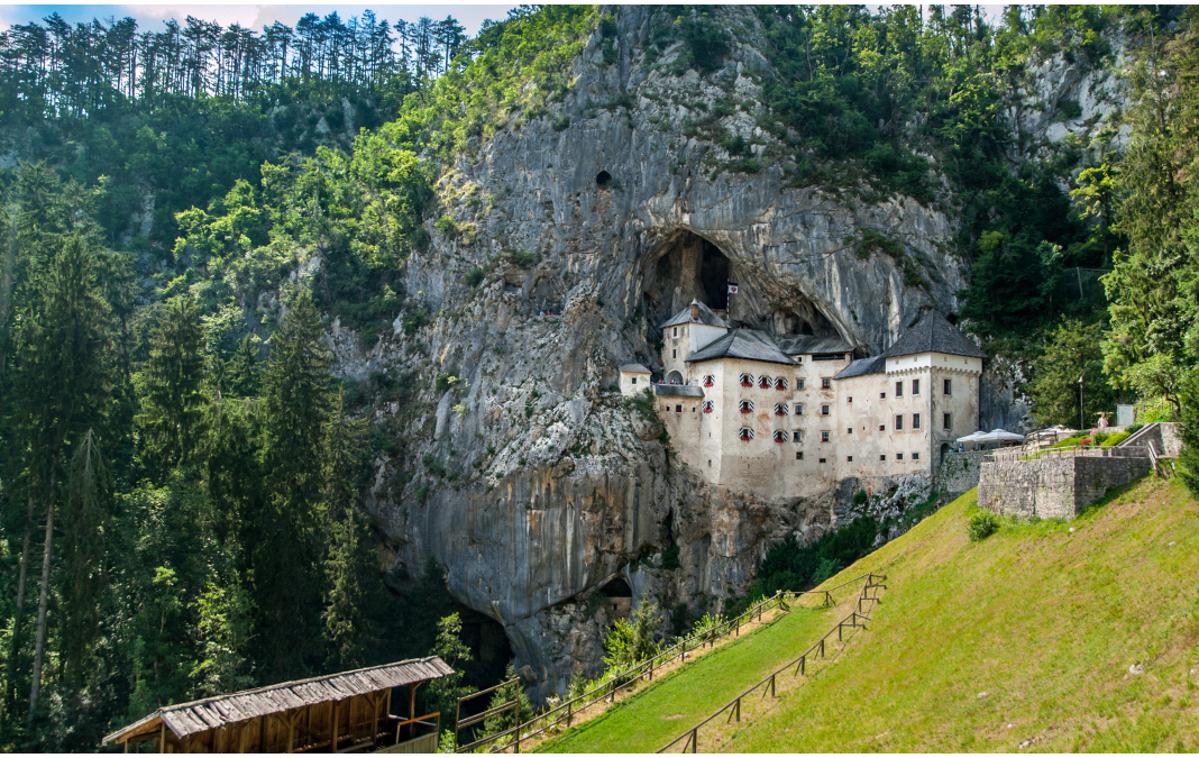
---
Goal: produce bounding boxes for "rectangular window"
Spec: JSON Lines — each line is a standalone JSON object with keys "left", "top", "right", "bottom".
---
{"left": 880, "top": 391, "right": 886, "bottom": 399}
{"left": 792, "top": 430, "right": 802, "bottom": 443}
{"left": 912, "top": 379, "right": 920, "bottom": 395}
{"left": 943, "top": 378, "right": 952, "bottom": 396}
{"left": 943, "top": 413, "right": 952, "bottom": 431}
{"left": 846, "top": 427, "right": 853, "bottom": 434}
{"left": 675, "top": 404, "right": 682, "bottom": 413}
{"left": 897, "top": 452, "right": 904, "bottom": 461}
{"left": 913, "top": 413, "right": 921, "bottom": 429}
{"left": 820, "top": 431, "right": 830, "bottom": 443}
{"left": 672, "top": 349, "right": 677, "bottom": 359}
{"left": 672, "top": 327, "right": 678, "bottom": 337}
{"left": 819, "top": 457, "right": 827, "bottom": 463}
{"left": 631, "top": 377, "right": 637, "bottom": 384}
{"left": 913, "top": 452, "right": 920, "bottom": 461}
{"left": 879, "top": 454, "right": 886, "bottom": 461}
{"left": 821, "top": 404, "right": 830, "bottom": 416}
{"left": 795, "top": 404, "right": 804, "bottom": 416}
{"left": 895, "top": 414, "right": 904, "bottom": 430}
{"left": 821, "top": 377, "right": 832, "bottom": 389}
{"left": 797, "top": 378, "right": 806, "bottom": 390}
{"left": 847, "top": 396, "right": 853, "bottom": 404}
{"left": 895, "top": 381, "right": 903, "bottom": 397}
{"left": 848, "top": 455, "right": 853, "bottom": 462}
{"left": 796, "top": 451, "right": 804, "bottom": 461}
{"left": 879, "top": 424, "right": 885, "bottom": 432}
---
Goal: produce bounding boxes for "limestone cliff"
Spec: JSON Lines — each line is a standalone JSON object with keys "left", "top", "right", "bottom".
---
{"left": 326, "top": 7, "right": 1117, "bottom": 696}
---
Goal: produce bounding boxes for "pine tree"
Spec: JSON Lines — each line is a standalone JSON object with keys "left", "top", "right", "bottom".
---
{"left": 133, "top": 295, "right": 206, "bottom": 478}
{"left": 255, "top": 287, "right": 333, "bottom": 678}
{"left": 426, "top": 612, "right": 472, "bottom": 720}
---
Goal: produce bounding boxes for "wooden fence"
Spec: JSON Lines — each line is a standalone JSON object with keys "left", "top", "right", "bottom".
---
{"left": 457, "top": 574, "right": 877, "bottom": 753}
{"left": 656, "top": 573, "right": 888, "bottom": 753}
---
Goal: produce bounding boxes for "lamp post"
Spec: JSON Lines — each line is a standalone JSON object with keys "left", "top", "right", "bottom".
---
{"left": 1078, "top": 374, "right": 1084, "bottom": 430}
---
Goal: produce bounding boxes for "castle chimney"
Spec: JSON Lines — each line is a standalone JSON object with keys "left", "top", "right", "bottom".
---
{"left": 690, "top": 301, "right": 700, "bottom": 321}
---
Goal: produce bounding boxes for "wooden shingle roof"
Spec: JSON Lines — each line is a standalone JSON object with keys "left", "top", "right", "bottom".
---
{"left": 102, "top": 656, "right": 453, "bottom": 744}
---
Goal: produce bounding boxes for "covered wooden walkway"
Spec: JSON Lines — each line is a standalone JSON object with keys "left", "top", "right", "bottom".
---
{"left": 102, "top": 656, "right": 453, "bottom": 753}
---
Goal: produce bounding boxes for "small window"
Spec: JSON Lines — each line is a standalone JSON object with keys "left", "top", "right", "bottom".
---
{"left": 775, "top": 377, "right": 788, "bottom": 391}
{"left": 895, "top": 415, "right": 904, "bottom": 431}
{"left": 739, "top": 399, "right": 755, "bottom": 414}
{"left": 792, "top": 430, "right": 803, "bottom": 443}
{"left": 821, "top": 377, "right": 832, "bottom": 389}
{"left": 879, "top": 454, "right": 886, "bottom": 461}
{"left": 820, "top": 430, "right": 830, "bottom": 443}
{"left": 794, "top": 404, "right": 804, "bottom": 416}
{"left": 897, "top": 452, "right": 904, "bottom": 461}
{"left": 912, "top": 452, "right": 920, "bottom": 460}
{"left": 702, "top": 400, "right": 715, "bottom": 414}
{"left": 912, "top": 379, "right": 920, "bottom": 396}
{"left": 675, "top": 404, "right": 682, "bottom": 413}
{"left": 797, "top": 378, "right": 806, "bottom": 390}
{"left": 943, "top": 412, "right": 952, "bottom": 431}
{"left": 795, "top": 451, "right": 804, "bottom": 461}
{"left": 819, "top": 457, "right": 827, "bottom": 463}
{"left": 759, "top": 375, "right": 772, "bottom": 389}
{"left": 913, "top": 413, "right": 921, "bottom": 429}
{"left": 672, "top": 349, "right": 677, "bottom": 359}
{"left": 847, "top": 455, "right": 854, "bottom": 462}
{"left": 821, "top": 404, "right": 830, "bottom": 416}
{"left": 880, "top": 391, "right": 886, "bottom": 399}
{"left": 847, "top": 396, "right": 853, "bottom": 404}
{"left": 795, "top": 357, "right": 803, "bottom": 365}
{"left": 703, "top": 374, "right": 716, "bottom": 387}
{"left": 895, "top": 381, "right": 903, "bottom": 397}
{"left": 773, "top": 430, "right": 788, "bottom": 444}
{"left": 673, "top": 327, "right": 678, "bottom": 337}
{"left": 631, "top": 377, "right": 637, "bottom": 385}
{"left": 879, "top": 424, "right": 885, "bottom": 432}
{"left": 739, "top": 373, "right": 754, "bottom": 388}
{"left": 774, "top": 402, "right": 789, "bottom": 417}
{"left": 846, "top": 427, "right": 853, "bottom": 434}
{"left": 943, "top": 378, "right": 952, "bottom": 396}
{"left": 738, "top": 427, "right": 755, "bottom": 441}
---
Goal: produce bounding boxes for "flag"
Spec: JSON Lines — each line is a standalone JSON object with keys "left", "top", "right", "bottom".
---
{"left": 727, "top": 282, "right": 738, "bottom": 295}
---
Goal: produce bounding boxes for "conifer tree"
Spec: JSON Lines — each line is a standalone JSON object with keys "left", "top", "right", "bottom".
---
{"left": 134, "top": 295, "right": 206, "bottom": 478}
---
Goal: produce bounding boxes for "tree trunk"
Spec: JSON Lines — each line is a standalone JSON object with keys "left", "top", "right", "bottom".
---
{"left": 27, "top": 483, "right": 56, "bottom": 723}
{"left": 4, "top": 494, "right": 37, "bottom": 711}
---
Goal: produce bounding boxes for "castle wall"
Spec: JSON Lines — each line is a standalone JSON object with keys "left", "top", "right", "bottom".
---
{"left": 977, "top": 454, "right": 1151, "bottom": 519}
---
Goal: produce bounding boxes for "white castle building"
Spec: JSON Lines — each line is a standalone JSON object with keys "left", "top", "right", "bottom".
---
{"left": 620, "top": 300, "right": 984, "bottom": 498}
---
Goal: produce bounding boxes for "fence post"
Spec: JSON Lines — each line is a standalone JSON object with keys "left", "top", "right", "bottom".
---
{"left": 515, "top": 726, "right": 521, "bottom": 754}
{"left": 566, "top": 700, "right": 573, "bottom": 727}
{"left": 800, "top": 654, "right": 806, "bottom": 676}
{"left": 820, "top": 638, "right": 826, "bottom": 657}
{"left": 838, "top": 622, "right": 843, "bottom": 641}
{"left": 690, "top": 728, "right": 698, "bottom": 753}
{"left": 824, "top": 591, "right": 832, "bottom": 607}
{"left": 735, "top": 617, "right": 740, "bottom": 636}
{"left": 735, "top": 697, "right": 741, "bottom": 722}
{"left": 649, "top": 657, "right": 654, "bottom": 681}
{"left": 770, "top": 673, "right": 777, "bottom": 698}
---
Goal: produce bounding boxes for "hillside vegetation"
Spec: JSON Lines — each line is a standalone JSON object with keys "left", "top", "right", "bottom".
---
{"left": 544, "top": 478, "right": 1199, "bottom": 752}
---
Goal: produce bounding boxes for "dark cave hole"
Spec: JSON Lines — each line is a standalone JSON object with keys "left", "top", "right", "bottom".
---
{"left": 642, "top": 230, "right": 732, "bottom": 329}
{"left": 600, "top": 576, "right": 632, "bottom": 597}
{"left": 596, "top": 170, "right": 612, "bottom": 188}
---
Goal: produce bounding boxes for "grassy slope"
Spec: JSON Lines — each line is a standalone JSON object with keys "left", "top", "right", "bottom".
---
{"left": 729, "top": 478, "right": 1199, "bottom": 752}
{"left": 538, "top": 602, "right": 836, "bottom": 752}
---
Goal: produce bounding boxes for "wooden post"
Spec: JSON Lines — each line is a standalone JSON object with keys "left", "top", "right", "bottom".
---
{"left": 690, "top": 727, "right": 698, "bottom": 753}
{"left": 287, "top": 712, "right": 296, "bottom": 753}
{"left": 408, "top": 683, "right": 417, "bottom": 721}
{"left": 371, "top": 694, "right": 380, "bottom": 746}
{"left": 770, "top": 673, "right": 776, "bottom": 698}
{"left": 838, "top": 622, "right": 843, "bottom": 641}
{"left": 158, "top": 724, "right": 166, "bottom": 753}
{"left": 800, "top": 655, "right": 806, "bottom": 676}
{"left": 566, "top": 699, "right": 573, "bottom": 727}
{"left": 331, "top": 702, "right": 340, "bottom": 752}
{"left": 734, "top": 697, "right": 741, "bottom": 722}
{"left": 820, "top": 638, "right": 826, "bottom": 657}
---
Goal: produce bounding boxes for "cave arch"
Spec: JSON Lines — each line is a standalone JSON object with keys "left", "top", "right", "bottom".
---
{"left": 641, "top": 230, "right": 732, "bottom": 329}
{"left": 596, "top": 170, "right": 613, "bottom": 188}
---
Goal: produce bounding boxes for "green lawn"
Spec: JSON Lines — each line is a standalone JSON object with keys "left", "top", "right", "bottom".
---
{"left": 536, "top": 601, "right": 837, "bottom": 752}
{"left": 726, "top": 478, "right": 1199, "bottom": 752}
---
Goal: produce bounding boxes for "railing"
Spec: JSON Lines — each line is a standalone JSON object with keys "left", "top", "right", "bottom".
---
{"left": 458, "top": 575, "right": 877, "bottom": 754}
{"left": 656, "top": 574, "right": 887, "bottom": 753}
{"left": 987, "top": 445, "right": 1150, "bottom": 463}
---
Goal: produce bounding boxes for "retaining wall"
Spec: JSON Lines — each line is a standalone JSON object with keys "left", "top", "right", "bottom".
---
{"left": 977, "top": 454, "right": 1151, "bottom": 520}
{"left": 937, "top": 450, "right": 987, "bottom": 497}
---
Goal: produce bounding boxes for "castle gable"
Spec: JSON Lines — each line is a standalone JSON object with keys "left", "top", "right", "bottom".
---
{"left": 882, "top": 311, "right": 985, "bottom": 359}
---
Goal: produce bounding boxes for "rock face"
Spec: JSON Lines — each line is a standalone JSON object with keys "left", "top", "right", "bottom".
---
{"left": 341, "top": 7, "right": 1098, "bottom": 697}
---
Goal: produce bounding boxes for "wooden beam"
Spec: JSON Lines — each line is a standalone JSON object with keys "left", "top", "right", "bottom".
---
{"left": 408, "top": 683, "right": 416, "bottom": 721}
{"left": 158, "top": 724, "right": 165, "bottom": 753}
{"left": 287, "top": 711, "right": 296, "bottom": 754}
{"left": 331, "top": 701, "right": 340, "bottom": 751}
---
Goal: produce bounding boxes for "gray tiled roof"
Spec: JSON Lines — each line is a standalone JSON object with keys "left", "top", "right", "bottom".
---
{"left": 882, "top": 310, "right": 986, "bottom": 359}
{"left": 835, "top": 355, "right": 886, "bottom": 380}
{"left": 654, "top": 384, "right": 705, "bottom": 398}
{"left": 661, "top": 300, "right": 729, "bottom": 329}
{"left": 686, "top": 328, "right": 795, "bottom": 366}
{"left": 619, "top": 363, "right": 651, "bottom": 373}
{"left": 777, "top": 334, "right": 854, "bottom": 355}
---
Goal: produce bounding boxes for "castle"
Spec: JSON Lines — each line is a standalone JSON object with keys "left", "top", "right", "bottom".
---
{"left": 620, "top": 300, "right": 984, "bottom": 498}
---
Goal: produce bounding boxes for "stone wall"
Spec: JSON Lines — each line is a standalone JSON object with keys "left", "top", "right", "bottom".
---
{"left": 937, "top": 450, "right": 987, "bottom": 497}
{"left": 978, "top": 454, "right": 1151, "bottom": 520}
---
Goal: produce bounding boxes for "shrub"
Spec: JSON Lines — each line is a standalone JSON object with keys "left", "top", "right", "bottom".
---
{"left": 968, "top": 511, "right": 1000, "bottom": 542}
{"left": 464, "top": 267, "right": 485, "bottom": 287}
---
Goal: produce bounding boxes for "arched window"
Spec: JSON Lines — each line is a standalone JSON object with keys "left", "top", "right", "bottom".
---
{"left": 738, "top": 399, "right": 754, "bottom": 414}
{"left": 703, "top": 374, "right": 716, "bottom": 388}
{"left": 702, "top": 400, "right": 715, "bottom": 414}
{"left": 739, "top": 372, "right": 754, "bottom": 388}
{"left": 738, "top": 427, "right": 755, "bottom": 442}
{"left": 775, "top": 377, "right": 788, "bottom": 391}
{"left": 774, "top": 402, "right": 789, "bottom": 417}
{"left": 758, "top": 375, "right": 772, "bottom": 389}
{"left": 773, "top": 430, "right": 788, "bottom": 444}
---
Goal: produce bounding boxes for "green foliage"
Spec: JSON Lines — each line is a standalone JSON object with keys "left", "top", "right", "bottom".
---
{"left": 1027, "top": 318, "right": 1118, "bottom": 428}
{"left": 967, "top": 511, "right": 1000, "bottom": 542}
{"left": 679, "top": 11, "right": 730, "bottom": 74}
{"left": 602, "top": 603, "right": 662, "bottom": 673}
{"left": 480, "top": 663, "right": 532, "bottom": 743}
{"left": 1178, "top": 368, "right": 1199, "bottom": 498}
{"left": 426, "top": 612, "right": 472, "bottom": 719}
{"left": 747, "top": 517, "right": 879, "bottom": 602}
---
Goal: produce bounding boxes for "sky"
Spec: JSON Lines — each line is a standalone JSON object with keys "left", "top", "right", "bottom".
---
{"left": 0, "top": 3, "right": 521, "bottom": 35}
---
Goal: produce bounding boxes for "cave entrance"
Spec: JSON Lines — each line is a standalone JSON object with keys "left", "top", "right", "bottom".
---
{"left": 457, "top": 606, "right": 513, "bottom": 690}
{"left": 642, "top": 231, "right": 732, "bottom": 330}
{"left": 600, "top": 576, "right": 632, "bottom": 620}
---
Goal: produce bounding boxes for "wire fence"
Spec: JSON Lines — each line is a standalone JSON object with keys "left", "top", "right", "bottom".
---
{"left": 656, "top": 573, "right": 888, "bottom": 754}
{"left": 457, "top": 574, "right": 878, "bottom": 753}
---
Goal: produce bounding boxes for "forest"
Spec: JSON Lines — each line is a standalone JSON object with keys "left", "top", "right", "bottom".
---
{"left": 1, "top": 3, "right": 1199, "bottom": 751}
